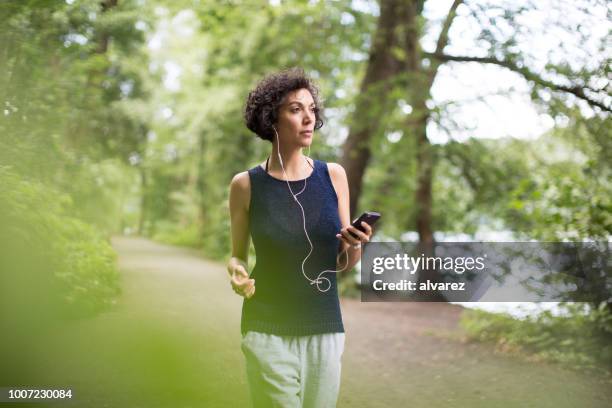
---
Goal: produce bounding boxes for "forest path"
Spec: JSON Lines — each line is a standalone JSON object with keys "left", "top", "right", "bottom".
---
{"left": 40, "top": 237, "right": 611, "bottom": 407}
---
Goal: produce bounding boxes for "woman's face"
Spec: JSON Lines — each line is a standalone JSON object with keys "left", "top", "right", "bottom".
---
{"left": 274, "top": 88, "right": 316, "bottom": 148}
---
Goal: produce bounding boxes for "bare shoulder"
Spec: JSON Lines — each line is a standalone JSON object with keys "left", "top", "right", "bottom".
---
{"left": 326, "top": 162, "right": 350, "bottom": 224}
{"left": 229, "top": 171, "right": 251, "bottom": 210}
{"left": 230, "top": 171, "right": 250, "bottom": 188}
{"left": 326, "top": 162, "right": 349, "bottom": 202}
{"left": 326, "top": 162, "right": 347, "bottom": 183}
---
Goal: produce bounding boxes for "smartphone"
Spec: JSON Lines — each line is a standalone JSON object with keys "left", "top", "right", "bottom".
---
{"left": 349, "top": 211, "right": 381, "bottom": 239}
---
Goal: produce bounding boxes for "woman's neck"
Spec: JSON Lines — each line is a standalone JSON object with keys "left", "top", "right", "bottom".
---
{"left": 268, "top": 144, "right": 311, "bottom": 179}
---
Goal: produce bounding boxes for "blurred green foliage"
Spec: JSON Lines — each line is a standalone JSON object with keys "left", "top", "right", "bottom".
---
{"left": 503, "top": 113, "right": 612, "bottom": 240}
{"left": 1, "top": 0, "right": 609, "bottom": 309}
{"left": 460, "top": 302, "right": 612, "bottom": 378}
{"left": 0, "top": 166, "right": 120, "bottom": 318}
{"left": 128, "top": 1, "right": 610, "bottom": 263}
{"left": 0, "top": 0, "right": 148, "bottom": 319}
{"left": 0, "top": 0, "right": 610, "bottom": 404}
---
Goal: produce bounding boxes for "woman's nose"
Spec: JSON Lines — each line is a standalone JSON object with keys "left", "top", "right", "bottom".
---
{"left": 304, "top": 110, "right": 313, "bottom": 123}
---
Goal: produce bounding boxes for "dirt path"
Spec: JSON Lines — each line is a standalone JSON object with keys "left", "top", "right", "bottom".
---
{"left": 38, "top": 237, "right": 612, "bottom": 407}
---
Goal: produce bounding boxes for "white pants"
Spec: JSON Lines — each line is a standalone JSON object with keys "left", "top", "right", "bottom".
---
{"left": 241, "top": 331, "right": 345, "bottom": 408}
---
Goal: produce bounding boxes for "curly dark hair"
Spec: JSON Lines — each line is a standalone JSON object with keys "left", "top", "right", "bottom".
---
{"left": 244, "top": 67, "right": 324, "bottom": 142}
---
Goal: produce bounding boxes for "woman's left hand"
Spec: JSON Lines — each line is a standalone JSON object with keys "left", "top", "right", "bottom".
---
{"left": 336, "top": 221, "right": 373, "bottom": 249}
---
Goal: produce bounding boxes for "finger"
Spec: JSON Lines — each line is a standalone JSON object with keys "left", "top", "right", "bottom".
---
{"left": 231, "top": 275, "right": 249, "bottom": 292}
{"left": 340, "top": 229, "right": 361, "bottom": 245}
{"left": 346, "top": 226, "right": 368, "bottom": 243}
{"left": 232, "top": 279, "right": 249, "bottom": 296}
{"left": 231, "top": 282, "right": 241, "bottom": 293}
{"left": 349, "top": 224, "right": 369, "bottom": 240}
{"left": 237, "top": 278, "right": 255, "bottom": 292}
{"left": 360, "top": 221, "right": 373, "bottom": 236}
{"left": 232, "top": 270, "right": 251, "bottom": 285}
{"left": 241, "top": 281, "right": 255, "bottom": 298}
{"left": 351, "top": 226, "right": 369, "bottom": 242}
{"left": 353, "top": 224, "right": 371, "bottom": 242}
{"left": 335, "top": 235, "right": 351, "bottom": 251}
{"left": 233, "top": 266, "right": 249, "bottom": 279}
{"left": 336, "top": 231, "right": 357, "bottom": 246}
{"left": 345, "top": 230, "right": 362, "bottom": 246}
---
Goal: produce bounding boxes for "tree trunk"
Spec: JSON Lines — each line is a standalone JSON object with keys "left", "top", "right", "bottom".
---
{"left": 196, "top": 131, "right": 208, "bottom": 244}
{"left": 413, "top": 105, "right": 445, "bottom": 299}
{"left": 340, "top": 0, "right": 461, "bottom": 227}
{"left": 338, "top": 0, "right": 462, "bottom": 299}
{"left": 137, "top": 165, "right": 147, "bottom": 236}
{"left": 96, "top": 0, "right": 118, "bottom": 54}
{"left": 340, "top": 0, "right": 420, "bottom": 216}
{"left": 410, "top": 0, "right": 462, "bottom": 298}
{"left": 86, "top": 0, "right": 118, "bottom": 88}
{"left": 414, "top": 111, "right": 434, "bottom": 246}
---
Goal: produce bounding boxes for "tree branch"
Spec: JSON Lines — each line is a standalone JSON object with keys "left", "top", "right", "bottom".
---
{"left": 434, "top": 0, "right": 463, "bottom": 56}
{"left": 424, "top": 0, "right": 463, "bottom": 89}
{"left": 416, "top": 0, "right": 426, "bottom": 16}
{"left": 424, "top": 52, "right": 611, "bottom": 113}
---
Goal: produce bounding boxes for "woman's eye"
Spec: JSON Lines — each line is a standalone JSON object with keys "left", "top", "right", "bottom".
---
{"left": 291, "top": 107, "right": 316, "bottom": 113}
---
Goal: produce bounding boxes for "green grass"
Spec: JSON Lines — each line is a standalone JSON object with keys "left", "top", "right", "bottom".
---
{"left": 459, "top": 302, "right": 612, "bottom": 378}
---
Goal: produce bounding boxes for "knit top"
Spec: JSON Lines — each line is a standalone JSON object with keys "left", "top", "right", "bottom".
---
{"left": 240, "top": 158, "right": 345, "bottom": 336}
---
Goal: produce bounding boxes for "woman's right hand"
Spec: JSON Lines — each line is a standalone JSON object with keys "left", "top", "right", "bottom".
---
{"left": 227, "top": 257, "right": 255, "bottom": 299}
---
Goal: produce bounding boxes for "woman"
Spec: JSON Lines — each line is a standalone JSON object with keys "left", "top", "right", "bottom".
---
{"left": 227, "top": 67, "right": 373, "bottom": 408}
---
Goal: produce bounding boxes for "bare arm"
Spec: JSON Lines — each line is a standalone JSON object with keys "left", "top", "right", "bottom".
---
{"left": 227, "top": 172, "right": 255, "bottom": 298}
{"left": 328, "top": 163, "right": 372, "bottom": 274}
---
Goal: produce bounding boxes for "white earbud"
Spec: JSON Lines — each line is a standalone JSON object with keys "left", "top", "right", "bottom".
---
{"left": 271, "top": 126, "right": 349, "bottom": 292}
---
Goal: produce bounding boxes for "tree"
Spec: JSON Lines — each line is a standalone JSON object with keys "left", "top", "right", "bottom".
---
{"left": 340, "top": 0, "right": 610, "bottom": 247}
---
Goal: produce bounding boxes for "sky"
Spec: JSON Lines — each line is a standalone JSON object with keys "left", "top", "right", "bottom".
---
{"left": 421, "top": 0, "right": 607, "bottom": 143}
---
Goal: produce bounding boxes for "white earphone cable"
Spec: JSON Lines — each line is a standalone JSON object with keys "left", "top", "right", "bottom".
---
{"left": 273, "top": 127, "right": 350, "bottom": 293}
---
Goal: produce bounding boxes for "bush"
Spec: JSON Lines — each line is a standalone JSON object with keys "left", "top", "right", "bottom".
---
{"left": 152, "top": 220, "right": 203, "bottom": 249}
{"left": 460, "top": 302, "right": 612, "bottom": 378}
{"left": 0, "top": 166, "right": 121, "bottom": 319}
